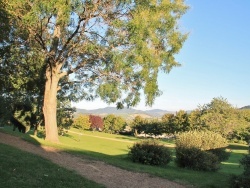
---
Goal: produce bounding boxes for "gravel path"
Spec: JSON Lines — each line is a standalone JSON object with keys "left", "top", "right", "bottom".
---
{"left": 0, "top": 132, "right": 186, "bottom": 188}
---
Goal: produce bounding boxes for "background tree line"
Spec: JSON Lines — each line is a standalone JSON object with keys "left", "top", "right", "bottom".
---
{"left": 2, "top": 94, "right": 250, "bottom": 144}
{"left": 69, "top": 97, "right": 250, "bottom": 144}
{"left": 130, "top": 97, "right": 250, "bottom": 143}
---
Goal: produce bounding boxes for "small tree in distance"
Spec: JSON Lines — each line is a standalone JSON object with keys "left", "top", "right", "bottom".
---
{"left": 73, "top": 114, "right": 90, "bottom": 131}
{"left": 103, "top": 114, "right": 126, "bottom": 134}
{"left": 89, "top": 115, "right": 104, "bottom": 131}
{"left": 131, "top": 116, "right": 146, "bottom": 137}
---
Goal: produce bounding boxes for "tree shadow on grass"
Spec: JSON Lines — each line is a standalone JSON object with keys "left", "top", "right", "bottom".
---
{"left": 1, "top": 127, "right": 248, "bottom": 188}
{"left": 228, "top": 144, "right": 248, "bottom": 151}
{"left": 115, "top": 136, "right": 138, "bottom": 142}
{"left": 0, "top": 142, "right": 104, "bottom": 188}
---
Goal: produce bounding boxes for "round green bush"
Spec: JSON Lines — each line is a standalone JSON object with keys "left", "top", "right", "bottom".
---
{"left": 176, "top": 130, "right": 228, "bottom": 150}
{"left": 208, "top": 148, "right": 230, "bottom": 162}
{"left": 175, "top": 147, "right": 220, "bottom": 171}
{"left": 128, "top": 140, "right": 172, "bottom": 166}
{"left": 175, "top": 130, "right": 229, "bottom": 171}
{"left": 176, "top": 130, "right": 230, "bottom": 161}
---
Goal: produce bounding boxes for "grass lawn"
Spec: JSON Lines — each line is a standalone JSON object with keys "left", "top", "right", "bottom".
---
{"left": 0, "top": 143, "right": 104, "bottom": 188}
{"left": 1, "top": 126, "right": 249, "bottom": 187}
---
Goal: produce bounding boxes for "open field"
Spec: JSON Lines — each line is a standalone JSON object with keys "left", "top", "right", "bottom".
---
{"left": 0, "top": 126, "right": 249, "bottom": 187}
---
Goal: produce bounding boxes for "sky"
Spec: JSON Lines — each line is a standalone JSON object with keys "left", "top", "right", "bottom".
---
{"left": 73, "top": 0, "right": 250, "bottom": 111}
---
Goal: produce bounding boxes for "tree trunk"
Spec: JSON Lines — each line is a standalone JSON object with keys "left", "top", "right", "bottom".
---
{"left": 134, "top": 129, "right": 138, "bottom": 137}
{"left": 43, "top": 67, "right": 60, "bottom": 143}
{"left": 33, "top": 124, "right": 38, "bottom": 136}
{"left": 33, "top": 121, "right": 41, "bottom": 137}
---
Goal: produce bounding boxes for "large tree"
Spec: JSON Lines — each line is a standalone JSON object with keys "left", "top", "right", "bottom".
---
{"left": 199, "top": 97, "right": 246, "bottom": 137}
{"left": 3, "top": 0, "right": 188, "bottom": 142}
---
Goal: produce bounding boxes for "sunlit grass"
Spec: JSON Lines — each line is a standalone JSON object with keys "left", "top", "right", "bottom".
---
{"left": 1, "top": 125, "right": 248, "bottom": 187}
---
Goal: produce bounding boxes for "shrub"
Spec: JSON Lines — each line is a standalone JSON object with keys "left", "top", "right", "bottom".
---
{"left": 176, "top": 130, "right": 230, "bottom": 161}
{"left": 241, "top": 154, "right": 250, "bottom": 175}
{"left": 209, "top": 148, "right": 230, "bottom": 162}
{"left": 175, "top": 130, "right": 229, "bottom": 171}
{"left": 175, "top": 147, "right": 220, "bottom": 171}
{"left": 73, "top": 115, "right": 90, "bottom": 130}
{"left": 176, "top": 130, "right": 228, "bottom": 150}
{"left": 128, "top": 140, "right": 172, "bottom": 166}
{"left": 230, "top": 154, "right": 250, "bottom": 187}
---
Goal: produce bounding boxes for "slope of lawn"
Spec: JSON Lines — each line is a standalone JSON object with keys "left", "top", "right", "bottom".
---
{"left": 1, "top": 126, "right": 248, "bottom": 187}
{"left": 0, "top": 143, "right": 104, "bottom": 188}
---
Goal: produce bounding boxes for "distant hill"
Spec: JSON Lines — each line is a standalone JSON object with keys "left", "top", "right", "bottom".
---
{"left": 76, "top": 107, "right": 174, "bottom": 120}
{"left": 240, "top": 105, "right": 250, "bottom": 110}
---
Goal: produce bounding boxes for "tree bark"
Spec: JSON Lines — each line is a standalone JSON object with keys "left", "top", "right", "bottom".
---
{"left": 43, "top": 66, "right": 60, "bottom": 143}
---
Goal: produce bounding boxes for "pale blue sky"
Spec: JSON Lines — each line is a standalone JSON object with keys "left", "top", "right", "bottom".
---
{"left": 74, "top": 0, "right": 250, "bottom": 111}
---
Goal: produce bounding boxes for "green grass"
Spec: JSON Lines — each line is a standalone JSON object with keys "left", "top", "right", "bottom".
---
{"left": 1, "top": 126, "right": 249, "bottom": 187}
{"left": 0, "top": 143, "right": 104, "bottom": 188}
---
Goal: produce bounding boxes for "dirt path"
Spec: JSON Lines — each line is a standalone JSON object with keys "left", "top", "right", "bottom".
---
{"left": 0, "top": 132, "right": 186, "bottom": 188}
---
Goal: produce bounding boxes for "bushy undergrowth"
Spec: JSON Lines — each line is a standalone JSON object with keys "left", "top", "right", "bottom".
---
{"left": 230, "top": 150, "right": 250, "bottom": 187}
{"left": 175, "top": 130, "right": 229, "bottom": 171}
{"left": 128, "top": 140, "right": 172, "bottom": 166}
{"left": 209, "top": 148, "right": 230, "bottom": 162}
{"left": 176, "top": 130, "right": 228, "bottom": 150}
{"left": 175, "top": 147, "right": 220, "bottom": 171}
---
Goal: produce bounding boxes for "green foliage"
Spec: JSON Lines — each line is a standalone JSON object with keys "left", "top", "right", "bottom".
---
{"left": 3, "top": 0, "right": 189, "bottom": 107}
{"left": 143, "top": 121, "right": 165, "bottom": 137}
{"left": 103, "top": 114, "right": 126, "bottom": 134}
{"left": 209, "top": 148, "right": 230, "bottom": 162}
{"left": 188, "top": 109, "right": 206, "bottom": 130}
{"left": 131, "top": 116, "right": 147, "bottom": 136}
{"left": 176, "top": 130, "right": 228, "bottom": 151}
{"left": 230, "top": 175, "right": 250, "bottom": 188}
{"left": 240, "top": 109, "right": 250, "bottom": 122}
{"left": 228, "top": 110, "right": 250, "bottom": 143}
{"left": 161, "top": 113, "right": 176, "bottom": 134}
{"left": 0, "top": 0, "right": 10, "bottom": 43}
{"left": 57, "top": 98, "right": 76, "bottom": 135}
{"left": 131, "top": 117, "right": 166, "bottom": 137}
{"left": 229, "top": 127, "right": 250, "bottom": 144}
{"left": 159, "top": 97, "right": 250, "bottom": 144}
{"left": 161, "top": 111, "right": 190, "bottom": 134}
{"left": 230, "top": 154, "right": 250, "bottom": 187}
{"left": 175, "top": 130, "right": 229, "bottom": 171}
{"left": 73, "top": 114, "right": 90, "bottom": 131}
{"left": 2, "top": 0, "right": 189, "bottom": 140}
{"left": 128, "top": 140, "right": 172, "bottom": 166}
{"left": 199, "top": 97, "right": 246, "bottom": 137}
{"left": 173, "top": 110, "right": 190, "bottom": 132}
{"left": 175, "top": 147, "right": 220, "bottom": 171}
{"left": 241, "top": 153, "right": 250, "bottom": 174}
{"left": 2, "top": 127, "right": 249, "bottom": 188}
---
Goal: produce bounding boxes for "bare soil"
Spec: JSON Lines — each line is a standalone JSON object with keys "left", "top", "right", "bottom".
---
{"left": 0, "top": 132, "right": 186, "bottom": 188}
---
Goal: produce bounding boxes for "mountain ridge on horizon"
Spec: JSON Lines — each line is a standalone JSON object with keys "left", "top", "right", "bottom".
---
{"left": 75, "top": 105, "right": 250, "bottom": 119}
{"left": 75, "top": 106, "right": 175, "bottom": 118}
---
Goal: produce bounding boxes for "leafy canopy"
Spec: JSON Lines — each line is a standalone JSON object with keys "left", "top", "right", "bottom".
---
{"left": 2, "top": 0, "right": 189, "bottom": 108}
